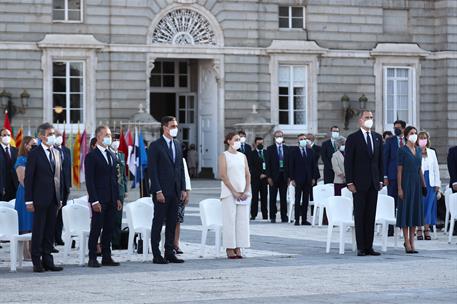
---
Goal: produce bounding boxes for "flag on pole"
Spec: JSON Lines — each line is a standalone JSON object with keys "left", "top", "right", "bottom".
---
{"left": 119, "top": 128, "right": 128, "bottom": 169}
{"left": 73, "top": 128, "right": 81, "bottom": 189}
{"left": 130, "top": 127, "right": 139, "bottom": 188}
{"left": 79, "top": 130, "right": 87, "bottom": 184}
{"left": 125, "top": 128, "right": 133, "bottom": 172}
{"left": 15, "top": 127, "right": 23, "bottom": 148}
{"left": 135, "top": 129, "right": 148, "bottom": 187}
{"left": 128, "top": 128, "right": 137, "bottom": 177}
{"left": 3, "top": 110, "right": 16, "bottom": 147}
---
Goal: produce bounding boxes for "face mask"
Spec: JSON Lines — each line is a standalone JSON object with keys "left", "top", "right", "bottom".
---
{"left": 240, "top": 137, "right": 246, "bottom": 143}
{"left": 46, "top": 135, "right": 56, "bottom": 146}
{"left": 111, "top": 140, "right": 120, "bottom": 150}
{"left": 170, "top": 128, "right": 178, "bottom": 137}
{"left": 103, "top": 136, "right": 112, "bottom": 146}
{"left": 55, "top": 136, "right": 63, "bottom": 146}
{"left": 275, "top": 137, "right": 284, "bottom": 144}
{"left": 339, "top": 145, "right": 345, "bottom": 152}
{"left": 232, "top": 141, "right": 241, "bottom": 150}
{"left": 331, "top": 132, "right": 339, "bottom": 139}
{"left": 1, "top": 135, "right": 10, "bottom": 145}
{"left": 394, "top": 128, "right": 402, "bottom": 136}
{"left": 30, "top": 145, "right": 37, "bottom": 151}
{"left": 306, "top": 139, "right": 313, "bottom": 146}
{"left": 408, "top": 134, "right": 418, "bottom": 144}
{"left": 364, "top": 119, "right": 374, "bottom": 129}
{"left": 299, "top": 140, "right": 307, "bottom": 148}
{"left": 418, "top": 138, "right": 427, "bottom": 148}
{"left": 257, "top": 144, "right": 264, "bottom": 150}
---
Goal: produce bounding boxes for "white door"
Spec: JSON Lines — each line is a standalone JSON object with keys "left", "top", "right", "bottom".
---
{"left": 176, "top": 93, "right": 197, "bottom": 148}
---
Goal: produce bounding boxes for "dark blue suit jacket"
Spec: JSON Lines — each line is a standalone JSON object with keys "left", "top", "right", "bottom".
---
{"left": 148, "top": 137, "right": 185, "bottom": 199}
{"left": 84, "top": 147, "right": 120, "bottom": 205}
{"left": 289, "top": 146, "right": 319, "bottom": 185}
{"left": 383, "top": 136, "right": 403, "bottom": 180}
{"left": 266, "top": 144, "right": 289, "bottom": 183}
{"left": 321, "top": 139, "right": 335, "bottom": 183}
{"left": 56, "top": 146, "right": 72, "bottom": 193}
{"left": 0, "top": 145, "right": 18, "bottom": 195}
{"left": 448, "top": 146, "right": 457, "bottom": 190}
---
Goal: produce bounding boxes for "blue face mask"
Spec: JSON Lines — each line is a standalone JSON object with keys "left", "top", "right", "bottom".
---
{"left": 102, "top": 137, "right": 112, "bottom": 146}
{"left": 299, "top": 140, "right": 307, "bottom": 148}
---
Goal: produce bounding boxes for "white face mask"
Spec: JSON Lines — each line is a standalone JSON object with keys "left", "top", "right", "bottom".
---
{"left": 408, "top": 134, "right": 418, "bottom": 144}
{"left": 232, "top": 141, "right": 241, "bottom": 150}
{"left": 46, "top": 135, "right": 56, "bottom": 146}
{"left": 364, "top": 119, "right": 374, "bottom": 129}
{"left": 102, "top": 136, "right": 112, "bottom": 146}
{"left": 299, "top": 140, "right": 307, "bottom": 148}
{"left": 275, "top": 137, "right": 284, "bottom": 144}
{"left": 240, "top": 137, "right": 246, "bottom": 143}
{"left": 55, "top": 136, "right": 63, "bottom": 146}
{"left": 111, "top": 140, "right": 120, "bottom": 151}
{"left": 306, "top": 139, "right": 313, "bottom": 146}
{"left": 1, "top": 135, "right": 11, "bottom": 145}
{"left": 331, "top": 132, "right": 340, "bottom": 139}
{"left": 339, "top": 145, "right": 345, "bottom": 152}
{"left": 170, "top": 128, "right": 178, "bottom": 138}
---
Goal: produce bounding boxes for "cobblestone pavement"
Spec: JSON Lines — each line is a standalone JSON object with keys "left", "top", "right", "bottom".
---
{"left": 1, "top": 180, "right": 456, "bottom": 303}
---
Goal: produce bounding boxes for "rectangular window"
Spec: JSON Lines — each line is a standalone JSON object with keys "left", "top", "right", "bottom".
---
{"left": 52, "top": 61, "right": 85, "bottom": 124}
{"left": 150, "top": 61, "right": 190, "bottom": 89}
{"left": 279, "top": 6, "right": 304, "bottom": 29}
{"left": 384, "top": 67, "right": 415, "bottom": 129}
{"left": 53, "top": 0, "right": 82, "bottom": 22}
{"left": 278, "top": 65, "right": 307, "bottom": 126}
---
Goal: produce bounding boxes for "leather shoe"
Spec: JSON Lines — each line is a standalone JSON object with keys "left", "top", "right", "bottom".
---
{"left": 88, "top": 259, "right": 101, "bottom": 268}
{"left": 33, "top": 265, "right": 45, "bottom": 273}
{"left": 165, "top": 255, "right": 184, "bottom": 263}
{"left": 55, "top": 240, "right": 65, "bottom": 246}
{"left": 294, "top": 221, "right": 300, "bottom": 226}
{"left": 102, "top": 258, "right": 120, "bottom": 266}
{"left": 152, "top": 256, "right": 169, "bottom": 264}
{"left": 270, "top": 218, "right": 276, "bottom": 223}
{"left": 302, "top": 221, "right": 311, "bottom": 226}
{"left": 43, "top": 264, "right": 63, "bottom": 271}
{"left": 366, "top": 249, "right": 381, "bottom": 256}
{"left": 357, "top": 250, "right": 366, "bottom": 256}
{"left": 51, "top": 247, "right": 59, "bottom": 253}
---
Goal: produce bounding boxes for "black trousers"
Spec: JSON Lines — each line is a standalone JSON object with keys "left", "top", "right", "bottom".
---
{"left": 251, "top": 178, "right": 268, "bottom": 219}
{"left": 295, "top": 182, "right": 311, "bottom": 223}
{"left": 269, "top": 174, "right": 288, "bottom": 221}
{"left": 1, "top": 178, "right": 16, "bottom": 201}
{"left": 88, "top": 202, "right": 115, "bottom": 260}
{"left": 151, "top": 195, "right": 178, "bottom": 257}
{"left": 353, "top": 185, "right": 378, "bottom": 251}
{"left": 54, "top": 190, "right": 69, "bottom": 243}
{"left": 31, "top": 202, "right": 58, "bottom": 267}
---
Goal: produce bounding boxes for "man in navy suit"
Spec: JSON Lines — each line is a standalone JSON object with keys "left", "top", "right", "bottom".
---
{"left": 237, "top": 130, "right": 252, "bottom": 156}
{"left": 0, "top": 128, "right": 18, "bottom": 201}
{"left": 289, "top": 134, "right": 320, "bottom": 225}
{"left": 85, "top": 125, "right": 122, "bottom": 268}
{"left": 266, "top": 130, "right": 289, "bottom": 223}
{"left": 321, "top": 126, "right": 340, "bottom": 184}
{"left": 148, "top": 116, "right": 187, "bottom": 264}
{"left": 344, "top": 111, "right": 383, "bottom": 256}
{"left": 25, "top": 123, "right": 64, "bottom": 272}
{"left": 248, "top": 137, "right": 268, "bottom": 220}
{"left": 54, "top": 130, "right": 72, "bottom": 246}
{"left": 448, "top": 146, "right": 457, "bottom": 193}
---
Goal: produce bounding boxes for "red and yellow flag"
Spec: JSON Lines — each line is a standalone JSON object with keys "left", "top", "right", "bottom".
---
{"left": 15, "top": 127, "right": 23, "bottom": 148}
{"left": 3, "top": 110, "right": 16, "bottom": 147}
{"left": 72, "top": 129, "right": 81, "bottom": 188}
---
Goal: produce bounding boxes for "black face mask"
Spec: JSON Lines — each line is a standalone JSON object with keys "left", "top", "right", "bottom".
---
{"left": 30, "top": 145, "right": 37, "bottom": 151}
{"left": 257, "top": 144, "right": 264, "bottom": 150}
{"left": 394, "top": 128, "right": 402, "bottom": 136}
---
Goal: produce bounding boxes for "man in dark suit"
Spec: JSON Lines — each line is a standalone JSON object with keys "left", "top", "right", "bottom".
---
{"left": 85, "top": 125, "right": 122, "bottom": 268}
{"left": 448, "top": 146, "right": 457, "bottom": 193}
{"left": 0, "top": 128, "right": 18, "bottom": 201}
{"left": 289, "top": 134, "right": 320, "bottom": 225}
{"left": 238, "top": 130, "right": 252, "bottom": 156}
{"left": 344, "top": 111, "right": 383, "bottom": 256}
{"left": 248, "top": 137, "right": 268, "bottom": 220}
{"left": 54, "top": 130, "right": 72, "bottom": 246}
{"left": 306, "top": 133, "right": 321, "bottom": 202}
{"left": 25, "top": 123, "right": 64, "bottom": 272}
{"left": 321, "top": 126, "right": 340, "bottom": 184}
{"left": 266, "top": 130, "right": 289, "bottom": 223}
{"left": 148, "top": 116, "right": 187, "bottom": 264}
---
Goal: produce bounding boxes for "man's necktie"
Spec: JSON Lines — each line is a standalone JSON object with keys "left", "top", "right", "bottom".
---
{"left": 48, "top": 148, "right": 55, "bottom": 172}
{"left": 5, "top": 147, "right": 11, "bottom": 163}
{"left": 367, "top": 132, "right": 373, "bottom": 155}
{"left": 105, "top": 150, "right": 112, "bottom": 166}
{"left": 278, "top": 145, "right": 283, "bottom": 160}
{"left": 399, "top": 137, "right": 404, "bottom": 147}
{"left": 169, "top": 140, "right": 175, "bottom": 162}
{"left": 300, "top": 147, "right": 304, "bottom": 158}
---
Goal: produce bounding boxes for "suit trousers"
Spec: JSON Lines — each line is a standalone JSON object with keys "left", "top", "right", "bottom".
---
{"left": 151, "top": 196, "right": 178, "bottom": 257}
{"left": 269, "top": 173, "right": 288, "bottom": 221}
{"left": 222, "top": 196, "right": 250, "bottom": 249}
{"left": 31, "top": 202, "right": 58, "bottom": 267}
{"left": 353, "top": 185, "right": 378, "bottom": 251}
{"left": 387, "top": 179, "right": 398, "bottom": 207}
{"left": 54, "top": 190, "right": 70, "bottom": 243}
{"left": 250, "top": 178, "right": 268, "bottom": 219}
{"left": 88, "top": 202, "right": 115, "bottom": 260}
{"left": 294, "top": 182, "right": 311, "bottom": 223}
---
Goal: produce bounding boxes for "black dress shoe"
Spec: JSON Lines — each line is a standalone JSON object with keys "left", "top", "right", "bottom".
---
{"left": 33, "top": 265, "right": 45, "bottom": 273}
{"left": 302, "top": 221, "right": 311, "bottom": 226}
{"left": 250, "top": 216, "right": 256, "bottom": 221}
{"left": 165, "top": 255, "right": 184, "bottom": 263}
{"left": 88, "top": 259, "right": 101, "bottom": 268}
{"left": 366, "top": 249, "right": 381, "bottom": 256}
{"left": 270, "top": 218, "right": 276, "bottom": 223}
{"left": 294, "top": 221, "right": 300, "bottom": 226}
{"left": 102, "top": 258, "right": 120, "bottom": 266}
{"left": 43, "top": 264, "right": 63, "bottom": 271}
{"left": 55, "top": 240, "right": 65, "bottom": 246}
{"left": 281, "top": 217, "right": 289, "bottom": 223}
{"left": 174, "top": 248, "right": 183, "bottom": 255}
{"left": 51, "top": 247, "right": 59, "bottom": 253}
{"left": 152, "top": 256, "right": 169, "bottom": 264}
{"left": 357, "top": 250, "right": 367, "bottom": 256}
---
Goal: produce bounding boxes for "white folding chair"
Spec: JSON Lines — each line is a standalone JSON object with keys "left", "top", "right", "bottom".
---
{"left": 312, "top": 184, "right": 334, "bottom": 227}
{"left": 376, "top": 194, "right": 398, "bottom": 252}
{"left": 62, "top": 204, "right": 91, "bottom": 266}
{"left": 125, "top": 201, "right": 153, "bottom": 261}
{"left": 379, "top": 186, "right": 388, "bottom": 195}
{"left": 448, "top": 193, "right": 457, "bottom": 244}
{"left": 341, "top": 187, "right": 353, "bottom": 201}
{"left": 136, "top": 196, "right": 153, "bottom": 205}
{"left": 199, "top": 198, "right": 223, "bottom": 257}
{"left": 0, "top": 201, "right": 15, "bottom": 209}
{"left": 444, "top": 187, "right": 452, "bottom": 234}
{"left": 0, "top": 207, "right": 32, "bottom": 272}
{"left": 287, "top": 184, "right": 295, "bottom": 223}
{"left": 325, "top": 196, "right": 356, "bottom": 254}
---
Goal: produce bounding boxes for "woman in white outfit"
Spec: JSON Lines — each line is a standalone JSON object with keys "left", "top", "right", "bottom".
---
{"left": 219, "top": 132, "right": 251, "bottom": 259}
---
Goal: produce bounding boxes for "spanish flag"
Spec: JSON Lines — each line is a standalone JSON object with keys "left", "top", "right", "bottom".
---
{"left": 3, "top": 110, "right": 16, "bottom": 147}
{"left": 72, "top": 129, "right": 81, "bottom": 188}
{"left": 15, "top": 127, "right": 23, "bottom": 148}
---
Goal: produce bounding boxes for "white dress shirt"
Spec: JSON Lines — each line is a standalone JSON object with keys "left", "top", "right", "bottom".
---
{"left": 360, "top": 127, "right": 374, "bottom": 148}
{"left": 96, "top": 144, "right": 111, "bottom": 165}
{"left": 162, "top": 135, "right": 176, "bottom": 161}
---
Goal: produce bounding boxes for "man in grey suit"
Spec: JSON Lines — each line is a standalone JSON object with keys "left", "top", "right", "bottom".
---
{"left": 148, "top": 116, "right": 187, "bottom": 264}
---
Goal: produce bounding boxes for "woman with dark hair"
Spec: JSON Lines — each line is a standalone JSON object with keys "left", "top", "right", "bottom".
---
{"left": 396, "top": 126, "right": 427, "bottom": 254}
{"left": 219, "top": 132, "right": 251, "bottom": 259}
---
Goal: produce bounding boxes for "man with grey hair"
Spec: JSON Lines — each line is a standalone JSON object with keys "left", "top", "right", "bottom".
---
{"left": 25, "top": 122, "right": 64, "bottom": 272}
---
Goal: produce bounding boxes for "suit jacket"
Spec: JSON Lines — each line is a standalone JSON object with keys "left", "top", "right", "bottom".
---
{"left": 25, "top": 145, "right": 63, "bottom": 206}
{"left": 383, "top": 136, "right": 404, "bottom": 180}
{"left": 344, "top": 129, "right": 384, "bottom": 192}
{"left": 266, "top": 144, "right": 289, "bottom": 183}
{"left": 248, "top": 148, "right": 267, "bottom": 182}
{"left": 84, "top": 147, "right": 120, "bottom": 205}
{"left": 321, "top": 139, "right": 336, "bottom": 183}
{"left": 289, "top": 146, "right": 319, "bottom": 185}
{"left": 148, "top": 137, "right": 186, "bottom": 198}
{"left": 448, "top": 146, "right": 457, "bottom": 189}
{"left": 56, "top": 146, "right": 71, "bottom": 193}
{"left": 331, "top": 150, "right": 345, "bottom": 184}
{"left": 0, "top": 144, "right": 18, "bottom": 194}
{"left": 238, "top": 143, "right": 252, "bottom": 157}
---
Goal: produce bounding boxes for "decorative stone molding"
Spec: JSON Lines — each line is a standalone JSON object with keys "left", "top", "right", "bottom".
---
{"left": 267, "top": 40, "right": 328, "bottom": 55}
{"left": 37, "top": 34, "right": 105, "bottom": 50}
{"left": 371, "top": 43, "right": 429, "bottom": 57}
